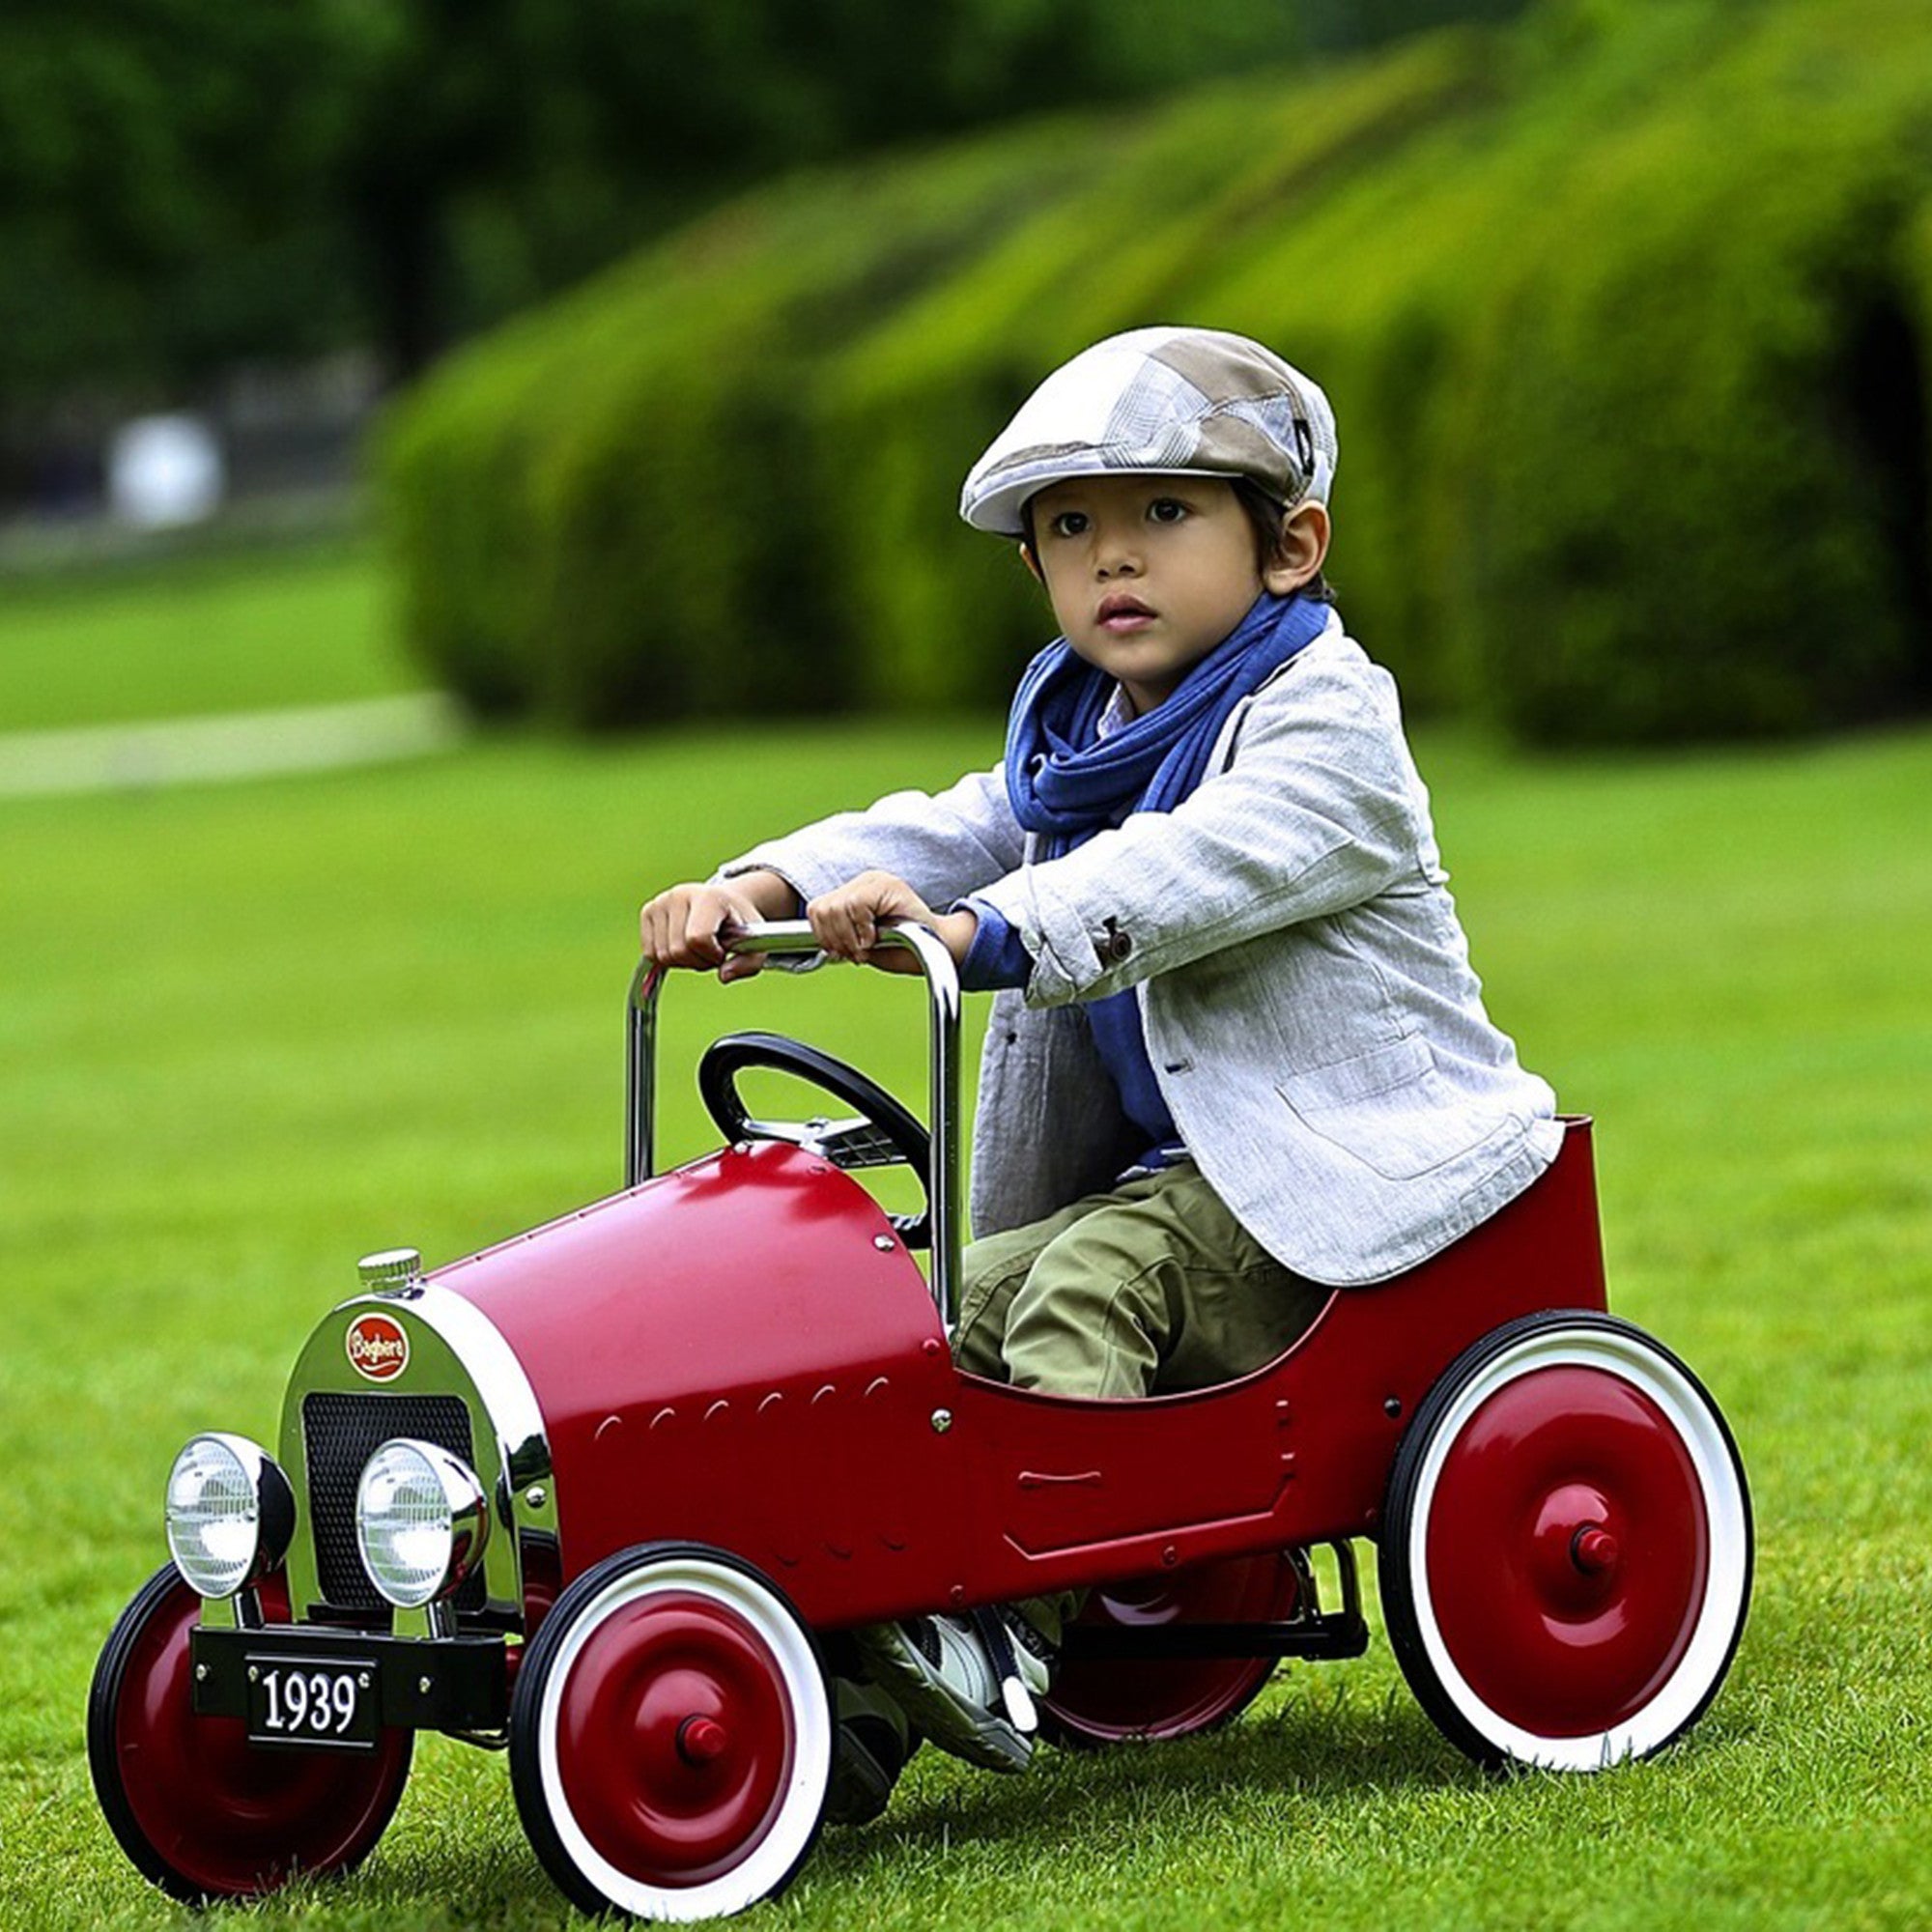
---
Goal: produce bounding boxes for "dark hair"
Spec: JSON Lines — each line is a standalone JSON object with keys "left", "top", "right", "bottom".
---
{"left": 1231, "top": 478, "right": 1336, "bottom": 604}
{"left": 1019, "top": 475, "right": 1335, "bottom": 603}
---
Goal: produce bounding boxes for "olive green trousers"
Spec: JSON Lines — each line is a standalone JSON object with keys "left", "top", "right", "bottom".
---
{"left": 955, "top": 1163, "right": 1328, "bottom": 1400}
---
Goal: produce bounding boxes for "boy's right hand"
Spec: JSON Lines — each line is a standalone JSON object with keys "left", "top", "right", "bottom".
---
{"left": 639, "top": 871, "right": 798, "bottom": 982}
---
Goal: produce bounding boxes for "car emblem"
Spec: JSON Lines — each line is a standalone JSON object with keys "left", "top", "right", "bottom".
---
{"left": 346, "top": 1312, "right": 410, "bottom": 1382}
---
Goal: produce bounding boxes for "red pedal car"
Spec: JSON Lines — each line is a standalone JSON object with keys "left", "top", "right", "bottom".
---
{"left": 89, "top": 922, "right": 1752, "bottom": 1922}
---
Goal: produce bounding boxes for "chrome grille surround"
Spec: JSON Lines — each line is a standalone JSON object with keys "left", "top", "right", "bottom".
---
{"left": 276, "top": 1283, "right": 554, "bottom": 1632}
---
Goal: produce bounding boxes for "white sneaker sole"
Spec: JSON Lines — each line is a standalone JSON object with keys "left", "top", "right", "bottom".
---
{"left": 852, "top": 1624, "right": 1035, "bottom": 1774}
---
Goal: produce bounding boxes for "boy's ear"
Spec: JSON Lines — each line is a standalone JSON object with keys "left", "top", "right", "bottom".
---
{"left": 1263, "top": 501, "right": 1331, "bottom": 595}
{"left": 1018, "top": 541, "right": 1043, "bottom": 583}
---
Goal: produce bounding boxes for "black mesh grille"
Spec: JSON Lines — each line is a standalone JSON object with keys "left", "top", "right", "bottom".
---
{"left": 302, "top": 1391, "right": 486, "bottom": 1612}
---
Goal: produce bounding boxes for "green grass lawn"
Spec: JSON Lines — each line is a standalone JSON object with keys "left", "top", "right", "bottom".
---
{"left": 2, "top": 597, "right": 1928, "bottom": 1926}
{"left": 0, "top": 541, "right": 419, "bottom": 731}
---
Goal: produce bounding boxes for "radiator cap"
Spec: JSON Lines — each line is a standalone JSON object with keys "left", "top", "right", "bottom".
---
{"left": 357, "top": 1247, "right": 423, "bottom": 1295}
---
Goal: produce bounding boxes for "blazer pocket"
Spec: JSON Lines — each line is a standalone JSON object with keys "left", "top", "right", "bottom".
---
{"left": 1278, "top": 1036, "right": 1509, "bottom": 1181}
{"left": 1283, "top": 1034, "right": 1432, "bottom": 1105}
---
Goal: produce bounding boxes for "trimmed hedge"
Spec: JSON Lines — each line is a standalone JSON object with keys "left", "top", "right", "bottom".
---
{"left": 380, "top": 0, "right": 1932, "bottom": 744}
{"left": 1443, "top": 6, "right": 1932, "bottom": 740}
{"left": 380, "top": 122, "right": 1106, "bottom": 727}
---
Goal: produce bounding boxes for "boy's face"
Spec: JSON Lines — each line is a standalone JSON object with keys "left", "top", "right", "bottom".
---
{"left": 1025, "top": 473, "right": 1319, "bottom": 714}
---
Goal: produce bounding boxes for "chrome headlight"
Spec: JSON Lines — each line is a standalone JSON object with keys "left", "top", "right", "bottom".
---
{"left": 164, "top": 1433, "right": 295, "bottom": 1599}
{"left": 355, "top": 1438, "right": 491, "bottom": 1609}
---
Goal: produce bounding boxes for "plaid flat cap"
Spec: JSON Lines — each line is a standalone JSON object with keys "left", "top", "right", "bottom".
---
{"left": 960, "top": 326, "right": 1338, "bottom": 537}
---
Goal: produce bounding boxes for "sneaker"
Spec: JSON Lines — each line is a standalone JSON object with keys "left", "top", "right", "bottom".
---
{"left": 825, "top": 1676, "right": 916, "bottom": 1827}
{"left": 854, "top": 1606, "right": 1053, "bottom": 1775}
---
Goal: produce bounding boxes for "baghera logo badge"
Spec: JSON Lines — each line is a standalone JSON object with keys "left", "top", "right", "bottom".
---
{"left": 347, "top": 1311, "right": 410, "bottom": 1382}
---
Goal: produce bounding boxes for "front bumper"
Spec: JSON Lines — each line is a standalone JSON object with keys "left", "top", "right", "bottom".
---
{"left": 190, "top": 1623, "right": 508, "bottom": 1736}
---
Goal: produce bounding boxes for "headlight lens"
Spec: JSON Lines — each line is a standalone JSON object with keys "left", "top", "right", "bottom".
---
{"left": 355, "top": 1438, "right": 491, "bottom": 1609}
{"left": 164, "top": 1433, "right": 294, "bottom": 1599}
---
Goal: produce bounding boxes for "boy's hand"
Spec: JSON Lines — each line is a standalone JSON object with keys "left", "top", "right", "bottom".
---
{"left": 639, "top": 871, "right": 797, "bottom": 982}
{"left": 807, "top": 870, "right": 977, "bottom": 974}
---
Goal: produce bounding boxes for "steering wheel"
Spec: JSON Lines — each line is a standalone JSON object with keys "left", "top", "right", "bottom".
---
{"left": 697, "top": 1032, "right": 932, "bottom": 1249}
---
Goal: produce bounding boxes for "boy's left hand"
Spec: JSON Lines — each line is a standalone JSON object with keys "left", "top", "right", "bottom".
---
{"left": 807, "top": 870, "right": 977, "bottom": 973}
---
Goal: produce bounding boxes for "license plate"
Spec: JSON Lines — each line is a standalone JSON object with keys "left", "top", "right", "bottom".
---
{"left": 244, "top": 1653, "right": 380, "bottom": 1750}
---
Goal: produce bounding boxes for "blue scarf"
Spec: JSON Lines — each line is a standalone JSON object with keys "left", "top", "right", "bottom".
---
{"left": 1005, "top": 591, "right": 1327, "bottom": 859}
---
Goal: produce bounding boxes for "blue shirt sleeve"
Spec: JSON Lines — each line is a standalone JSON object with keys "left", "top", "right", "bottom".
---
{"left": 954, "top": 897, "right": 1033, "bottom": 991}
{"left": 959, "top": 895, "right": 1183, "bottom": 1170}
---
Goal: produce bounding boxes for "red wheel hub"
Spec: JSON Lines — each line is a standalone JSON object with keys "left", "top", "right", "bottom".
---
{"left": 1043, "top": 1549, "right": 1302, "bottom": 1746}
{"left": 1425, "top": 1365, "right": 1710, "bottom": 1737}
{"left": 555, "top": 1590, "right": 795, "bottom": 1889}
{"left": 108, "top": 1577, "right": 411, "bottom": 1896}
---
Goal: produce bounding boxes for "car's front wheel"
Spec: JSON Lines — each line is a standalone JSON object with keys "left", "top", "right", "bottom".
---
{"left": 510, "top": 1543, "right": 833, "bottom": 1922}
{"left": 88, "top": 1565, "right": 413, "bottom": 1902}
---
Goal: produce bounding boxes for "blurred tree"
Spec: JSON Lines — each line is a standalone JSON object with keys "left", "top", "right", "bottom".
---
{"left": 0, "top": 0, "right": 359, "bottom": 393}
{"left": 1298, "top": 0, "right": 1534, "bottom": 53}
{"left": 0, "top": 0, "right": 1516, "bottom": 403}
{"left": 401, "top": 0, "right": 1320, "bottom": 373}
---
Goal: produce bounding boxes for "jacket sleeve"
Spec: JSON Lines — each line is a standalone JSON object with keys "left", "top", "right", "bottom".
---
{"left": 970, "top": 651, "right": 1428, "bottom": 1008}
{"left": 718, "top": 762, "right": 1026, "bottom": 908}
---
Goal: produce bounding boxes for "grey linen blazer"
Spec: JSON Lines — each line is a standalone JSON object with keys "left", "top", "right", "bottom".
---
{"left": 723, "top": 615, "right": 1562, "bottom": 1287}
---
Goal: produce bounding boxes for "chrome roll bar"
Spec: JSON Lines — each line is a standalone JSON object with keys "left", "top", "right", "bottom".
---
{"left": 626, "top": 920, "right": 964, "bottom": 1325}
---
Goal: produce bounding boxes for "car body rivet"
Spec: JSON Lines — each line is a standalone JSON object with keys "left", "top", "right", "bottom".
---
{"left": 195, "top": 1663, "right": 209, "bottom": 1682}
{"left": 526, "top": 1486, "right": 547, "bottom": 1509}
{"left": 931, "top": 1408, "right": 953, "bottom": 1434}
{"left": 418, "top": 1675, "right": 433, "bottom": 1694}
{"left": 1383, "top": 1396, "right": 1404, "bottom": 1418}
{"left": 359, "top": 1672, "right": 372, "bottom": 1690}
{"left": 874, "top": 1235, "right": 895, "bottom": 1252}
{"left": 1161, "top": 1545, "right": 1179, "bottom": 1567}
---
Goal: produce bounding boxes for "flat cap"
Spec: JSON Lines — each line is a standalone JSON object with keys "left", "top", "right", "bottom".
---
{"left": 960, "top": 326, "right": 1338, "bottom": 537}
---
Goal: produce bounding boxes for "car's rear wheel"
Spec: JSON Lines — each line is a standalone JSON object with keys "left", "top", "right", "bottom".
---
{"left": 88, "top": 1565, "right": 413, "bottom": 1902}
{"left": 510, "top": 1544, "right": 832, "bottom": 1922}
{"left": 1380, "top": 1312, "right": 1752, "bottom": 1770}
{"left": 1040, "top": 1548, "right": 1305, "bottom": 1747}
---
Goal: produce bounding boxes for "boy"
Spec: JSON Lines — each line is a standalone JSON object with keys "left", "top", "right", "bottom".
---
{"left": 639, "top": 325, "right": 1561, "bottom": 1775}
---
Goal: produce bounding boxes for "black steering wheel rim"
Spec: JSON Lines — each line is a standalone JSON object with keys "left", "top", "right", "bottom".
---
{"left": 696, "top": 1032, "right": 932, "bottom": 1248}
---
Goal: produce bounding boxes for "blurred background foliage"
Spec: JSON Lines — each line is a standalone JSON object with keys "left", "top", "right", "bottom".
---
{"left": 8, "top": 0, "right": 1929, "bottom": 749}
{"left": 0, "top": 0, "right": 1371, "bottom": 395}
{"left": 374, "top": 0, "right": 1932, "bottom": 747}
